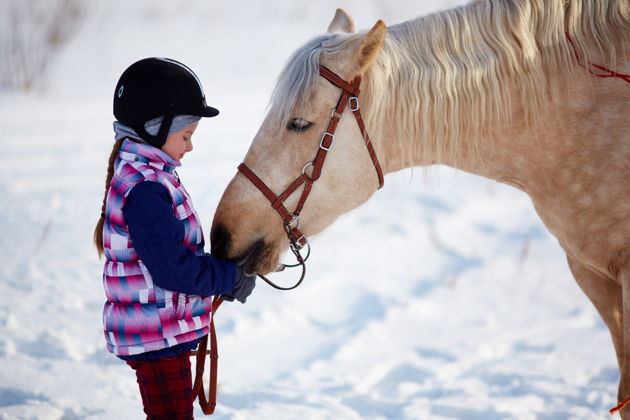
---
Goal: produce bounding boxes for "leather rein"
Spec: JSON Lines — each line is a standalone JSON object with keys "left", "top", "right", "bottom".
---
{"left": 191, "top": 295, "right": 223, "bottom": 415}
{"left": 237, "top": 65, "right": 384, "bottom": 290}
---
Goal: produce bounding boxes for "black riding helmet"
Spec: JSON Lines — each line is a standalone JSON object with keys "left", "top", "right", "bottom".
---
{"left": 113, "top": 57, "right": 219, "bottom": 148}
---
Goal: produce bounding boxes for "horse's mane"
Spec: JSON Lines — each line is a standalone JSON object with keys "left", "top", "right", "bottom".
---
{"left": 271, "top": 0, "right": 630, "bottom": 165}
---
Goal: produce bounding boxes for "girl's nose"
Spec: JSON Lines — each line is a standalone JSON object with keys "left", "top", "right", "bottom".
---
{"left": 187, "top": 141, "right": 194, "bottom": 152}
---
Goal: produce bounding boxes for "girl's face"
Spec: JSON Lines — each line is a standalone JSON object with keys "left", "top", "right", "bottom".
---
{"left": 162, "top": 121, "right": 199, "bottom": 162}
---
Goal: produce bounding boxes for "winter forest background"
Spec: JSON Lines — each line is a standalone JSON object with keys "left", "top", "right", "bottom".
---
{"left": 0, "top": 1, "right": 620, "bottom": 419}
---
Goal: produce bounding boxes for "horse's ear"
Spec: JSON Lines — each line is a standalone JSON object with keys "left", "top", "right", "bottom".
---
{"left": 346, "top": 20, "right": 386, "bottom": 78}
{"left": 327, "top": 8, "right": 355, "bottom": 34}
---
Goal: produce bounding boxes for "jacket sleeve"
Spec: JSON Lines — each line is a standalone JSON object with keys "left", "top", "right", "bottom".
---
{"left": 123, "top": 180, "right": 236, "bottom": 296}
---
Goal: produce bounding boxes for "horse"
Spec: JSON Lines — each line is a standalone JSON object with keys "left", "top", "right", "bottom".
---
{"left": 211, "top": 0, "right": 630, "bottom": 414}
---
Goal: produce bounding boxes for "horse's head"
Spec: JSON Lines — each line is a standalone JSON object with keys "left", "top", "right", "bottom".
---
{"left": 212, "top": 9, "right": 387, "bottom": 275}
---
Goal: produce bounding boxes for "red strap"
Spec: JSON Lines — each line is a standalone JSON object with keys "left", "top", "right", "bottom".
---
{"left": 566, "top": 33, "right": 630, "bottom": 84}
{"left": 310, "top": 91, "right": 350, "bottom": 181}
{"left": 352, "top": 104, "right": 385, "bottom": 188}
{"left": 587, "top": 63, "right": 630, "bottom": 83}
{"left": 610, "top": 395, "right": 630, "bottom": 414}
{"left": 192, "top": 296, "right": 223, "bottom": 415}
{"left": 293, "top": 178, "right": 314, "bottom": 217}
{"left": 276, "top": 174, "right": 309, "bottom": 206}
{"left": 238, "top": 164, "right": 279, "bottom": 207}
{"left": 319, "top": 66, "right": 361, "bottom": 96}
{"left": 237, "top": 163, "right": 307, "bottom": 248}
{"left": 238, "top": 163, "right": 294, "bottom": 223}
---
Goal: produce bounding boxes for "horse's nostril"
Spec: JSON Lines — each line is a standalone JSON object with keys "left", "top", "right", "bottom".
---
{"left": 210, "top": 224, "right": 231, "bottom": 259}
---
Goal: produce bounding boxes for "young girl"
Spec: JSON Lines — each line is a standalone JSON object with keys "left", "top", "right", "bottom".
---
{"left": 94, "top": 57, "right": 255, "bottom": 419}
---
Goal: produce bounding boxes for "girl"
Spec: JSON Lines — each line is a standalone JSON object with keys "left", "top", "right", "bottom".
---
{"left": 94, "top": 57, "right": 255, "bottom": 419}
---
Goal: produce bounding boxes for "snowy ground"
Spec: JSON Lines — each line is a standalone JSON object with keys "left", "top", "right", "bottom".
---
{"left": 0, "top": 1, "right": 620, "bottom": 419}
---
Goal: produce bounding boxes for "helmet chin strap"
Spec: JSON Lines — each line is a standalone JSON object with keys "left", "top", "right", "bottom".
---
{"left": 132, "top": 113, "right": 174, "bottom": 148}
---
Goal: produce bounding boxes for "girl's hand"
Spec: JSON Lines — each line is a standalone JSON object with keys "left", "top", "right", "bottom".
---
{"left": 223, "top": 268, "right": 256, "bottom": 303}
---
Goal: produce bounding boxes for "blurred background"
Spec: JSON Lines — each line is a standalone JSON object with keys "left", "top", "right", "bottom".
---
{"left": 0, "top": 1, "right": 618, "bottom": 419}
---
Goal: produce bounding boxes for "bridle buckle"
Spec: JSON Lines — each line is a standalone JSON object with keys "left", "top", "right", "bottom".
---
{"left": 320, "top": 132, "right": 334, "bottom": 151}
{"left": 291, "top": 235, "right": 307, "bottom": 251}
{"left": 349, "top": 96, "right": 359, "bottom": 111}
{"left": 284, "top": 215, "right": 299, "bottom": 230}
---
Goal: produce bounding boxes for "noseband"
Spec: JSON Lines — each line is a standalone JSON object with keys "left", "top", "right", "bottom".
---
{"left": 237, "top": 65, "right": 384, "bottom": 290}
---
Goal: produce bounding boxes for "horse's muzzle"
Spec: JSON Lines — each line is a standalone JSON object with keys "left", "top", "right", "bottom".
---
{"left": 211, "top": 223, "right": 270, "bottom": 275}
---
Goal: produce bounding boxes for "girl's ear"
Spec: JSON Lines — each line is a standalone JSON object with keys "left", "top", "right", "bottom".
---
{"left": 327, "top": 8, "right": 355, "bottom": 34}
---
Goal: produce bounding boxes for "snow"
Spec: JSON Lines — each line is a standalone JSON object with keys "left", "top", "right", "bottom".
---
{"left": 0, "top": 1, "right": 619, "bottom": 419}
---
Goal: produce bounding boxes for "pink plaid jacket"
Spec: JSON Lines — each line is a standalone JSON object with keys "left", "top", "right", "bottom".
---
{"left": 102, "top": 139, "right": 213, "bottom": 356}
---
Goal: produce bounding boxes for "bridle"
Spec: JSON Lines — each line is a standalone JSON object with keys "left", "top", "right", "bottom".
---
{"left": 236, "top": 39, "right": 630, "bottom": 290}
{"left": 237, "top": 65, "right": 385, "bottom": 290}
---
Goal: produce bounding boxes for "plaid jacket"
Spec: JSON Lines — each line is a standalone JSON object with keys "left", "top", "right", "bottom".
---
{"left": 102, "top": 139, "right": 213, "bottom": 356}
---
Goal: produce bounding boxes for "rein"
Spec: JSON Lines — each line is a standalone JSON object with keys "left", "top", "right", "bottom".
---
{"left": 238, "top": 65, "right": 384, "bottom": 290}
{"left": 191, "top": 295, "right": 223, "bottom": 415}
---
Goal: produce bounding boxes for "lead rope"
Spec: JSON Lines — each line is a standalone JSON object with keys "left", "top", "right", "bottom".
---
{"left": 191, "top": 295, "right": 223, "bottom": 415}
{"left": 611, "top": 396, "right": 630, "bottom": 415}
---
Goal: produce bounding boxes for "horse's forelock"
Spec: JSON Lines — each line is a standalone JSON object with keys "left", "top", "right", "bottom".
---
{"left": 269, "top": 32, "right": 368, "bottom": 128}
{"left": 269, "top": 35, "right": 328, "bottom": 129}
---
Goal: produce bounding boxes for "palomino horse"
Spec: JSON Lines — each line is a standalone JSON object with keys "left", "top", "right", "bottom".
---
{"left": 211, "top": 0, "right": 630, "bottom": 414}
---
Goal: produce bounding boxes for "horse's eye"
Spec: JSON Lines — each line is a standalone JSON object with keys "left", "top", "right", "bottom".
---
{"left": 287, "top": 118, "right": 313, "bottom": 133}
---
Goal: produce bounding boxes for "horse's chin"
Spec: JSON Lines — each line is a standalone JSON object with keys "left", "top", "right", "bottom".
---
{"left": 239, "top": 240, "right": 281, "bottom": 276}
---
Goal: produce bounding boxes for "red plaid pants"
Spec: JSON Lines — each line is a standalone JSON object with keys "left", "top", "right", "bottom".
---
{"left": 127, "top": 351, "right": 194, "bottom": 420}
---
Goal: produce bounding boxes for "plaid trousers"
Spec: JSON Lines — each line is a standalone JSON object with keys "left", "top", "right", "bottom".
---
{"left": 127, "top": 351, "right": 194, "bottom": 420}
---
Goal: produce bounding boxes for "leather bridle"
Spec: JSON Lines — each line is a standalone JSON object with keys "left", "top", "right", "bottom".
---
{"left": 237, "top": 65, "right": 385, "bottom": 290}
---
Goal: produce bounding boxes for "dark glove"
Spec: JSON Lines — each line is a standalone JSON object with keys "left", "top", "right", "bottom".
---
{"left": 222, "top": 266, "right": 256, "bottom": 303}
